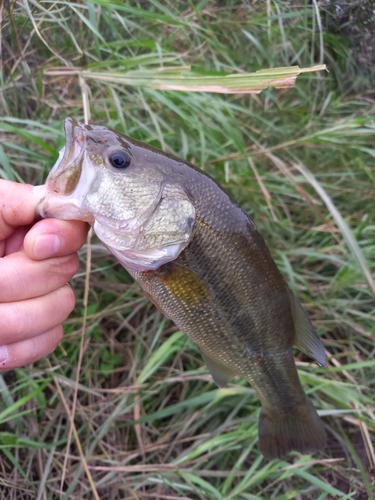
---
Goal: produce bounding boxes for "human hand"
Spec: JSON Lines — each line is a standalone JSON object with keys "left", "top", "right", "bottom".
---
{"left": 0, "top": 180, "right": 88, "bottom": 371}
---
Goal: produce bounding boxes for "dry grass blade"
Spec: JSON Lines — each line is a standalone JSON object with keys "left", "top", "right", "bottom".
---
{"left": 247, "top": 156, "right": 277, "bottom": 221}
{"left": 43, "top": 64, "right": 327, "bottom": 94}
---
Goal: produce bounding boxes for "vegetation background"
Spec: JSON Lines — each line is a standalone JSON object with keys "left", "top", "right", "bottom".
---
{"left": 1, "top": 1, "right": 375, "bottom": 498}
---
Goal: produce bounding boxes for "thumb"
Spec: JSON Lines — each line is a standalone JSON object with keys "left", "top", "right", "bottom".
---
{"left": 0, "top": 180, "right": 42, "bottom": 241}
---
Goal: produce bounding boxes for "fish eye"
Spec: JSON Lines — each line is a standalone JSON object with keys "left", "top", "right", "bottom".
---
{"left": 108, "top": 150, "right": 132, "bottom": 169}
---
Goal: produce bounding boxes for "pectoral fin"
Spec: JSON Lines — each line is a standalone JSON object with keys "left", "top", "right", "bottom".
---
{"left": 155, "top": 262, "right": 211, "bottom": 305}
{"left": 200, "top": 351, "right": 236, "bottom": 387}
{"left": 289, "top": 291, "right": 326, "bottom": 367}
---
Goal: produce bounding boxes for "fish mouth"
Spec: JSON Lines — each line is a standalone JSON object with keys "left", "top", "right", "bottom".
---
{"left": 47, "top": 118, "right": 86, "bottom": 196}
{"left": 36, "top": 118, "right": 96, "bottom": 221}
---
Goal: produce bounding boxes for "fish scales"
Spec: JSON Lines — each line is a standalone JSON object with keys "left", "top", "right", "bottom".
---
{"left": 129, "top": 166, "right": 304, "bottom": 409}
{"left": 37, "top": 118, "right": 327, "bottom": 459}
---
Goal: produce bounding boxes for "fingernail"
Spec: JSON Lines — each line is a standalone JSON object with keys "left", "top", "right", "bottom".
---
{"left": 0, "top": 346, "right": 9, "bottom": 365}
{"left": 34, "top": 234, "right": 61, "bottom": 259}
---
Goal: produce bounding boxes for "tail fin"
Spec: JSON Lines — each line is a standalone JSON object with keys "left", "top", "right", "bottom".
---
{"left": 258, "top": 398, "right": 326, "bottom": 460}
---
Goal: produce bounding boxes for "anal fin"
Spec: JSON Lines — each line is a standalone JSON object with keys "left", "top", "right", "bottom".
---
{"left": 200, "top": 351, "right": 236, "bottom": 387}
{"left": 289, "top": 290, "right": 326, "bottom": 367}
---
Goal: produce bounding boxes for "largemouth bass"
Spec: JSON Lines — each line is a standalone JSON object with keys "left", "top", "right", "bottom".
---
{"left": 36, "top": 118, "right": 326, "bottom": 459}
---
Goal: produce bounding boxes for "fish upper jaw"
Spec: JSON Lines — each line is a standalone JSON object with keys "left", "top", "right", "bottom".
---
{"left": 47, "top": 119, "right": 87, "bottom": 196}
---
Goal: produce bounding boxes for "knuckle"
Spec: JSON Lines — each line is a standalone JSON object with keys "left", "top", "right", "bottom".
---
{"left": 49, "top": 253, "right": 80, "bottom": 281}
{"left": 35, "top": 326, "right": 64, "bottom": 359}
{"left": 60, "top": 284, "right": 76, "bottom": 314}
{"left": 55, "top": 324, "right": 64, "bottom": 343}
{"left": 51, "top": 325, "right": 64, "bottom": 350}
{"left": 68, "top": 253, "right": 80, "bottom": 275}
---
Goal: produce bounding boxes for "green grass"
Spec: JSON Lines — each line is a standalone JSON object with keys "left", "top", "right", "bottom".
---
{"left": 1, "top": 1, "right": 375, "bottom": 498}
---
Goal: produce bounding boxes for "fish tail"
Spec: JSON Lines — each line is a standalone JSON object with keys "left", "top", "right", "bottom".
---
{"left": 258, "top": 397, "right": 326, "bottom": 459}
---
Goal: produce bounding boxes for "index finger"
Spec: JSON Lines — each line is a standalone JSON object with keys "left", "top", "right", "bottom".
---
{"left": 0, "top": 180, "right": 41, "bottom": 240}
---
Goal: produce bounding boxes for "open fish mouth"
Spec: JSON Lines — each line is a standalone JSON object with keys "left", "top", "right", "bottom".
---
{"left": 47, "top": 118, "right": 86, "bottom": 196}
{"left": 36, "top": 118, "right": 97, "bottom": 222}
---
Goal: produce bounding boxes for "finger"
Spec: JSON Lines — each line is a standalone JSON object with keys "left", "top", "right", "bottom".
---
{"left": 0, "top": 251, "right": 79, "bottom": 302}
{"left": 0, "top": 325, "right": 64, "bottom": 371}
{"left": 0, "top": 181, "right": 41, "bottom": 240}
{"left": 0, "top": 285, "right": 75, "bottom": 344}
{"left": 24, "top": 218, "right": 89, "bottom": 260}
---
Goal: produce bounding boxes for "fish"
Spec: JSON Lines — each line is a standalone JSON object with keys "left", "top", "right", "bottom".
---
{"left": 36, "top": 117, "right": 327, "bottom": 459}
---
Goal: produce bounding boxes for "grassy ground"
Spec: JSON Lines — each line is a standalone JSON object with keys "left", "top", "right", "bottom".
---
{"left": 1, "top": 1, "right": 375, "bottom": 499}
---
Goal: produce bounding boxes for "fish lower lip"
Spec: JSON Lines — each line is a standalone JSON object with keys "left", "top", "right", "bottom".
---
{"left": 38, "top": 202, "right": 95, "bottom": 225}
{"left": 37, "top": 194, "right": 95, "bottom": 222}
